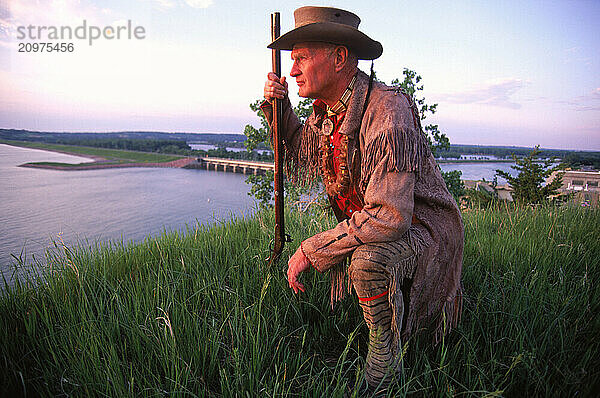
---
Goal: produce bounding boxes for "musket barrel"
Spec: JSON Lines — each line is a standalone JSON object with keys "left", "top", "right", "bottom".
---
{"left": 271, "top": 13, "right": 281, "bottom": 76}
{"left": 267, "top": 11, "right": 286, "bottom": 266}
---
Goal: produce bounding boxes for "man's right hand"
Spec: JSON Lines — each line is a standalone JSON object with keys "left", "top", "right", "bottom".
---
{"left": 264, "top": 72, "right": 288, "bottom": 103}
{"left": 287, "top": 245, "right": 310, "bottom": 294}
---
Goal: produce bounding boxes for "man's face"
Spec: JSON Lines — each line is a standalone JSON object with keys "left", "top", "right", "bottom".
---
{"left": 290, "top": 43, "right": 336, "bottom": 99}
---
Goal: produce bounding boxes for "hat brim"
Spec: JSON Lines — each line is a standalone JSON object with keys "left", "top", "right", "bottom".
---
{"left": 268, "top": 22, "right": 382, "bottom": 60}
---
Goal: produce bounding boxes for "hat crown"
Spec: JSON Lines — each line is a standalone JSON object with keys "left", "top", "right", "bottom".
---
{"left": 294, "top": 6, "right": 361, "bottom": 29}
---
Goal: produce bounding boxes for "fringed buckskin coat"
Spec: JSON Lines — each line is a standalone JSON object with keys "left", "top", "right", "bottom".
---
{"left": 262, "top": 70, "right": 464, "bottom": 342}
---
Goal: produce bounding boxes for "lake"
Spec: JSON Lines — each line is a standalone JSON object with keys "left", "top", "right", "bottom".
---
{"left": 0, "top": 144, "right": 517, "bottom": 283}
{"left": 0, "top": 144, "right": 255, "bottom": 282}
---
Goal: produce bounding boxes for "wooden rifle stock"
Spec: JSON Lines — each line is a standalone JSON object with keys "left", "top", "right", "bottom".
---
{"left": 267, "top": 12, "right": 289, "bottom": 266}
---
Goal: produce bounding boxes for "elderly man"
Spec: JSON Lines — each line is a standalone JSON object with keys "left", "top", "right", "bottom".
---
{"left": 262, "top": 6, "right": 464, "bottom": 389}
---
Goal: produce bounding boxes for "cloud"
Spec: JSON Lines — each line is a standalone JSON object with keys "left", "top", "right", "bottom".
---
{"left": 183, "top": 0, "right": 214, "bottom": 8}
{"left": 146, "top": 0, "right": 213, "bottom": 10}
{"left": 557, "top": 88, "right": 600, "bottom": 112}
{"left": 562, "top": 46, "right": 593, "bottom": 66}
{"left": 435, "top": 78, "right": 526, "bottom": 109}
{"left": 150, "top": 0, "right": 178, "bottom": 9}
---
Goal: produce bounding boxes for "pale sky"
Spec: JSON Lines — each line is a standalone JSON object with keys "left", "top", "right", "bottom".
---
{"left": 0, "top": 0, "right": 598, "bottom": 150}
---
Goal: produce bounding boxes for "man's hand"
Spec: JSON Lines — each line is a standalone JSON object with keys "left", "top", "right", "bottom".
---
{"left": 287, "top": 245, "right": 310, "bottom": 294}
{"left": 264, "top": 72, "right": 288, "bottom": 102}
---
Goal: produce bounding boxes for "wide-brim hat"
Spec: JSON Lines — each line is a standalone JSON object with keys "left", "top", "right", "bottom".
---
{"left": 268, "top": 6, "right": 382, "bottom": 60}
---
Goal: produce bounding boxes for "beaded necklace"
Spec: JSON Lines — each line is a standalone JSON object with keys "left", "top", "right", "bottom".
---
{"left": 320, "top": 116, "right": 351, "bottom": 198}
{"left": 318, "top": 74, "right": 356, "bottom": 198}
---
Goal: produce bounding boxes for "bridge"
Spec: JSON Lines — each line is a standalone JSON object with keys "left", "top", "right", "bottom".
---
{"left": 186, "top": 157, "right": 274, "bottom": 175}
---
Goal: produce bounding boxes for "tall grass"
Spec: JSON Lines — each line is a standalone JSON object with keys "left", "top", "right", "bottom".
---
{"left": 0, "top": 205, "right": 598, "bottom": 396}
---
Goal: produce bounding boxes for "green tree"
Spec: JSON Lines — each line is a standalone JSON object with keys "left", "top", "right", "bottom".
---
{"left": 243, "top": 100, "right": 270, "bottom": 153}
{"left": 390, "top": 68, "right": 450, "bottom": 156}
{"left": 495, "top": 146, "right": 564, "bottom": 204}
{"left": 246, "top": 170, "right": 275, "bottom": 207}
{"left": 442, "top": 170, "right": 466, "bottom": 200}
{"left": 389, "top": 68, "right": 462, "bottom": 196}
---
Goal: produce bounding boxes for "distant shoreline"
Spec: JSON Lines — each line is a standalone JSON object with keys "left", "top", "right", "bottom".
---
{"left": 2, "top": 141, "right": 193, "bottom": 170}
{"left": 1, "top": 142, "right": 103, "bottom": 162}
{"left": 19, "top": 158, "right": 197, "bottom": 171}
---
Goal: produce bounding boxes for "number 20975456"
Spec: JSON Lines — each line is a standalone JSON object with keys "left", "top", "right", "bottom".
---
{"left": 18, "top": 42, "right": 74, "bottom": 53}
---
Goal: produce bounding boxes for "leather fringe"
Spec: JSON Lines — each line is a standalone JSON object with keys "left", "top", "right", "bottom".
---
{"left": 433, "top": 282, "right": 463, "bottom": 345}
{"left": 289, "top": 120, "right": 322, "bottom": 186}
{"left": 388, "top": 226, "right": 427, "bottom": 356}
{"left": 359, "top": 127, "right": 430, "bottom": 193}
{"left": 329, "top": 260, "right": 349, "bottom": 309}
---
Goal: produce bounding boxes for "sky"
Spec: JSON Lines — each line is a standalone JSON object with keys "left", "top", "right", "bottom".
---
{"left": 0, "top": 0, "right": 598, "bottom": 150}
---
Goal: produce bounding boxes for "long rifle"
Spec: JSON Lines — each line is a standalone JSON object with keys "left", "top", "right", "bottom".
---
{"left": 267, "top": 12, "right": 290, "bottom": 266}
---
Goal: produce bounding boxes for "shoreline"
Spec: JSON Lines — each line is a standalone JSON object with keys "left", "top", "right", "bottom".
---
{"left": 19, "top": 157, "right": 197, "bottom": 171}
{"left": 1, "top": 142, "right": 103, "bottom": 162}
{"left": 2, "top": 142, "right": 194, "bottom": 170}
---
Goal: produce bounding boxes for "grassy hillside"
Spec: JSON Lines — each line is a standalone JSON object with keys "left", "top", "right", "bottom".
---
{"left": 1, "top": 140, "right": 184, "bottom": 165}
{"left": 0, "top": 205, "right": 598, "bottom": 396}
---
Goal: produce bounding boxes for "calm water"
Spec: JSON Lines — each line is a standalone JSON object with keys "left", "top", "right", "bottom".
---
{"left": 0, "top": 143, "right": 517, "bottom": 282}
{"left": 0, "top": 144, "right": 254, "bottom": 281}
{"left": 440, "top": 162, "right": 516, "bottom": 184}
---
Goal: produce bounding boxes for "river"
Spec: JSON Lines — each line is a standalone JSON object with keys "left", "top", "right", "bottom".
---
{"left": 440, "top": 162, "right": 515, "bottom": 184}
{"left": 0, "top": 144, "right": 517, "bottom": 283}
{"left": 0, "top": 144, "right": 254, "bottom": 282}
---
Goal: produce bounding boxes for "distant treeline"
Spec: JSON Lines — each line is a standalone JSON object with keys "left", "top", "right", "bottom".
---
{"left": 437, "top": 144, "right": 600, "bottom": 169}
{"left": 55, "top": 138, "right": 191, "bottom": 153}
{"left": 0, "top": 128, "right": 247, "bottom": 146}
{"left": 152, "top": 145, "right": 273, "bottom": 162}
{"left": 198, "top": 147, "right": 274, "bottom": 162}
{"left": 438, "top": 144, "right": 577, "bottom": 159}
{"left": 561, "top": 152, "right": 600, "bottom": 169}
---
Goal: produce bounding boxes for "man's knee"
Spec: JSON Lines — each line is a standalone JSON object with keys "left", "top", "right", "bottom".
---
{"left": 350, "top": 244, "right": 388, "bottom": 280}
{"left": 350, "top": 241, "right": 414, "bottom": 275}
{"left": 349, "top": 241, "right": 415, "bottom": 295}
{"left": 349, "top": 243, "right": 391, "bottom": 298}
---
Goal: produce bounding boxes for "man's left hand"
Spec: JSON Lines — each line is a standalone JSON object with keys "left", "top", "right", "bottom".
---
{"left": 287, "top": 246, "right": 310, "bottom": 294}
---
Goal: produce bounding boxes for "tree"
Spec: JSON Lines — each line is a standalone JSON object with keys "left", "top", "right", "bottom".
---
{"left": 495, "top": 146, "right": 564, "bottom": 204}
{"left": 442, "top": 170, "right": 466, "bottom": 200}
{"left": 390, "top": 68, "right": 450, "bottom": 156}
{"left": 388, "top": 69, "right": 461, "bottom": 196}
{"left": 243, "top": 100, "right": 271, "bottom": 153}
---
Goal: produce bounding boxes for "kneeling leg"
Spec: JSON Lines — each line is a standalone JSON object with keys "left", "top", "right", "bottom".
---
{"left": 350, "top": 244, "right": 397, "bottom": 387}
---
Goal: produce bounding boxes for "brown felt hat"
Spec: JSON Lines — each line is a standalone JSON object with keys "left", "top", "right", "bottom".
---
{"left": 268, "top": 6, "right": 383, "bottom": 60}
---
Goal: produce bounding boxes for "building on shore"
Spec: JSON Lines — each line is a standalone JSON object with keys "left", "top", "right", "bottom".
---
{"left": 547, "top": 170, "right": 600, "bottom": 206}
{"left": 459, "top": 154, "right": 497, "bottom": 160}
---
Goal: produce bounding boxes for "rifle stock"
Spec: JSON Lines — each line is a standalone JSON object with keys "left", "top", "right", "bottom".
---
{"left": 267, "top": 12, "right": 288, "bottom": 266}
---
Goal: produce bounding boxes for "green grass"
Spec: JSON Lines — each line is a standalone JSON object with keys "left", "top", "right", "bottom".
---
{"left": 0, "top": 205, "right": 598, "bottom": 396}
{"left": 1, "top": 140, "right": 184, "bottom": 165}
